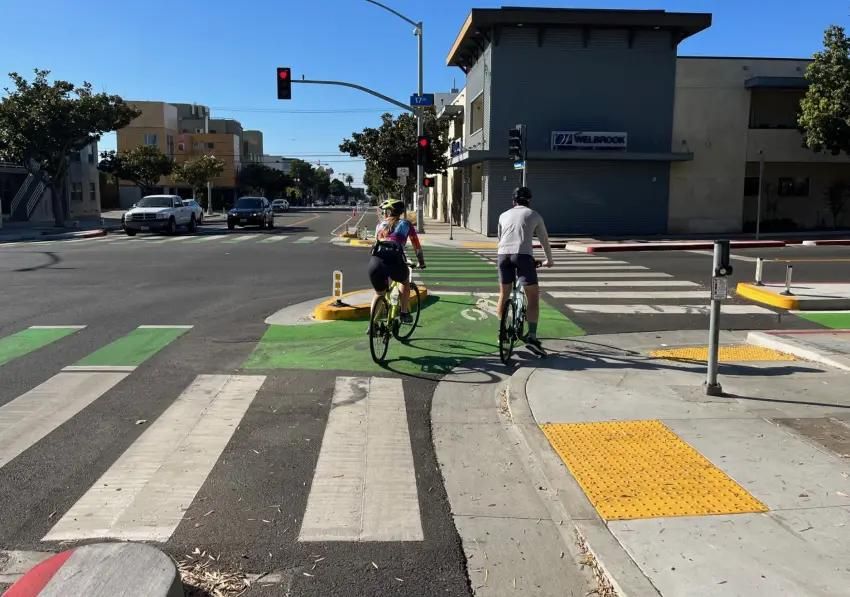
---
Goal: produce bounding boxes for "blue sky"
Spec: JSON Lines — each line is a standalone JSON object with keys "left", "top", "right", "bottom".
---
{"left": 2, "top": 0, "right": 848, "bottom": 185}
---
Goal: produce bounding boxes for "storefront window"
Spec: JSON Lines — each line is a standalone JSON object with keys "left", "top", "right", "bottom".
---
{"left": 744, "top": 177, "right": 760, "bottom": 196}
{"left": 778, "top": 177, "right": 809, "bottom": 197}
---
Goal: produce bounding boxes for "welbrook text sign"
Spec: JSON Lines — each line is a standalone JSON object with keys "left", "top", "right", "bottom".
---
{"left": 551, "top": 131, "right": 628, "bottom": 150}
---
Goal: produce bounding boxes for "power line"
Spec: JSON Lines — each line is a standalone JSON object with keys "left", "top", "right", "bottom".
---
{"left": 209, "top": 106, "right": 404, "bottom": 114}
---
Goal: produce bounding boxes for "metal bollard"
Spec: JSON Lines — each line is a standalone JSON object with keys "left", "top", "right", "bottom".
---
{"left": 780, "top": 265, "right": 794, "bottom": 296}
{"left": 754, "top": 257, "right": 764, "bottom": 286}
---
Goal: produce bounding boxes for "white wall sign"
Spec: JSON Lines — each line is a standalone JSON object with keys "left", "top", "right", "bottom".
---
{"left": 551, "top": 131, "right": 628, "bottom": 151}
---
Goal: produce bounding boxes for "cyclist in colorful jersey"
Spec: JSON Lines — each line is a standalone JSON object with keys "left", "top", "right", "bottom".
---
{"left": 368, "top": 198, "right": 426, "bottom": 323}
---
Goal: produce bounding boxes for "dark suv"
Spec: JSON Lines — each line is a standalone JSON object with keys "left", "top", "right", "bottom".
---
{"left": 228, "top": 197, "right": 274, "bottom": 230}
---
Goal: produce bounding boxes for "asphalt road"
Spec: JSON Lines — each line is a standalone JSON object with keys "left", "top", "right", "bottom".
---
{"left": 0, "top": 209, "right": 469, "bottom": 596}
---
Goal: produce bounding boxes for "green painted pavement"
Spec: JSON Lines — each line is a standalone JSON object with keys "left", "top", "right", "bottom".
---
{"left": 0, "top": 326, "right": 84, "bottom": 367}
{"left": 419, "top": 272, "right": 496, "bottom": 280}
{"left": 426, "top": 265, "right": 495, "bottom": 272}
{"left": 75, "top": 326, "right": 191, "bottom": 367}
{"left": 243, "top": 295, "right": 583, "bottom": 377}
{"left": 420, "top": 279, "right": 499, "bottom": 288}
{"left": 795, "top": 312, "right": 850, "bottom": 329}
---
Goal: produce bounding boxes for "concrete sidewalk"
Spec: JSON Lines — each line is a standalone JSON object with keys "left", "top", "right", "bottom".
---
{"left": 510, "top": 330, "right": 850, "bottom": 596}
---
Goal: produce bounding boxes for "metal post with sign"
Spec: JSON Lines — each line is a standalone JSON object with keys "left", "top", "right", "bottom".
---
{"left": 332, "top": 270, "right": 345, "bottom": 307}
{"left": 705, "top": 240, "right": 733, "bottom": 396}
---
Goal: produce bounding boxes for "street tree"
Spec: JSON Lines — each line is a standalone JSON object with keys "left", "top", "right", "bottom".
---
{"left": 824, "top": 180, "right": 849, "bottom": 227}
{"left": 339, "top": 109, "right": 449, "bottom": 201}
{"left": 315, "top": 167, "right": 332, "bottom": 199}
{"left": 289, "top": 159, "right": 316, "bottom": 202}
{"left": 799, "top": 25, "right": 850, "bottom": 155}
{"left": 98, "top": 145, "right": 173, "bottom": 195}
{"left": 0, "top": 69, "right": 140, "bottom": 226}
{"left": 173, "top": 155, "right": 224, "bottom": 209}
{"left": 329, "top": 178, "right": 347, "bottom": 199}
{"left": 345, "top": 174, "right": 354, "bottom": 189}
{"left": 238, "top": 163, "right": 292, "bottom": 197}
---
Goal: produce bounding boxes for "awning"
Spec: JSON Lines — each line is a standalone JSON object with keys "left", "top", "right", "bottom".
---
{"left": 745, "top": 76, "right": 808, "bottom": 90}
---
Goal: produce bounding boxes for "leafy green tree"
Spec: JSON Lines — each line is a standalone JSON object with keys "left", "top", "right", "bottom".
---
{"left": 799, "top": 25, "right": 850, "bottom": 154}
{"left": 173, "top": 155, "right": 224, "bottom": 209}
{"left": 315, "top": 167, "right": 331, "bottom": 199}
{"left": 98, "top": 145, "right": 173, "bottom": 195}
{"left": 237, "top": 163, "right": 292, "bottom": 197}
{"left": 824, "top": 180, "right": 848, "bottom": 227}
{"left": 329, "top": 178, "right": 347, "bottom": 198}
{"left": 345, "top": 174, "right": 354, "bottom": 189}
{"left": 289, "top": 159, "right": 316, "bottom": 202}
{"left": 339, "top": 109, "right": 449, "bottom": 199}
{"left": 0, "top": 69, "right": 140, "bottom": 225}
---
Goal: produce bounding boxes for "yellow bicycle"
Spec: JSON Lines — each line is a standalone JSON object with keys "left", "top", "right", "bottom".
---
{"left": 369, "top": 263, "right": 422, "bottom": 363}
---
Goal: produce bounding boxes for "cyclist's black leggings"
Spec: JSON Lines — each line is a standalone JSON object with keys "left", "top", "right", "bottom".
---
{"left": 368, "top": 254, "right": 408, "bottom": 292}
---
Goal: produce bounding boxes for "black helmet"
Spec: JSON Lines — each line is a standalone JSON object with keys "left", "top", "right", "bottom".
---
{"left": 513, "top": 186, "right": 532, "bottom": 203}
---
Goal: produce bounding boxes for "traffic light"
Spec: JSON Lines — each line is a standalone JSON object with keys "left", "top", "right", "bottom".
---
{"left": 416, "top": 136, "right": 431, "bottom": 167}
{"left": 276, "top": 67, "right": 291, "bottom": 100}
{"left": 508, "top": 127, "right": 523, "bottom": 161}
{"left": 423, "top": 176, "right": 436, "bottom": 188}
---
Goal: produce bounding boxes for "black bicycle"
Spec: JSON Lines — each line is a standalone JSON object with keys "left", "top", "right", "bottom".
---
{"left": 499, "top": 260, "right": 542, "bottom": 364}
{"left": 369, "top": 263, "right": 423, "bottom": 363}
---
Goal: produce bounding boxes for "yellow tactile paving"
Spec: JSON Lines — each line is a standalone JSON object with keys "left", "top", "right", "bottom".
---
{"left": 540, "top": 420, "right": 768, "bottom": 520}
{"left": 649, "top": 344, "right": 796, "bottom": 362}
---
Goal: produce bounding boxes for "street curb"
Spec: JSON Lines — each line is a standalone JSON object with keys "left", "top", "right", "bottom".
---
{"left": 504, "top": 368, "right": 662, "bottom": 597}
{"left": 312, "top": 286, "right": 428, "bottom": 321}
{"left": 736, "top": 283, "right": 798, "bottom": 310}
{"left": 4, "top": 543, "right": 182, "bottom": 597}
{"left": 348, "top": 238, "right": 372, "bottom": 247}
{"left": 568, "top": 240, "right": 787, "bottom": 253}
{"left": 800, "top": 239, "right": 850, "bottom": 246}
{"left": 747, "top": 330, "right": 850, "bottom": 372}
{"left": 0, "top": 229, "right": 108, "bottom": 244}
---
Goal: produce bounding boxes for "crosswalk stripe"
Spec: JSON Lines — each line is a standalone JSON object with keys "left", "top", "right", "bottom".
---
{"left": 147, "top": 236, "right": 192, "bottom": 244}
{"left": 533, "top": 272, "right": 673, "bottom": 279}
{"left": 565, "top": 304, "right": 775, "bottom": 315}
{"left": 294, "top": 236, "right": 319, "bottom": 244}
{"left": 222, "top": 235, "right": 255, "bottom": 244}
{"left": 259, "top": 235, "right": 289, "bottom": 243}
{"left": 44, "top": 374, "right": 266, "bottom": 542}
{"left": 548, "top": 280, "right": 700, "bottom": 288}
{"left": 0, "top": 326, "right": 85, "bottom": 367}
{"left": 539, "top": 266, "right": 647, "bottom": 274}
{"left": 299, "top": 376, "right": 422, "bottom": 542}
{"left": 0, "top": 371, "right": 131, "bottom": 469}
{"left": 551, "top": 290, "right": 710, "bottom": 299}
{"left": 186, "top": 235, "right": 223, "bottom": 243}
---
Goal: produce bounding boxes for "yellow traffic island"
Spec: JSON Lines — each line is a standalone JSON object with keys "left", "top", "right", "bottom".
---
{"left": 312, "top": 286, "right": 428, "bottom": 321}
{"left": 736, "top": 282, "right": 799, "bottom": 310}
{"left": 348, "top": 238, "right": 373, "bottom": 247}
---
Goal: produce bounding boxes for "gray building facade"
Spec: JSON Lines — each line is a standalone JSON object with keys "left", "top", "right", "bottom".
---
{"left": 446, "top": 8, "right": 711, "bottom": 236}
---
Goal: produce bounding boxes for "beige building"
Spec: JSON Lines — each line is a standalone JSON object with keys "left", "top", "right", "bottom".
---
{"left": 669, "top": 57, "right": 850, "bottom": 233}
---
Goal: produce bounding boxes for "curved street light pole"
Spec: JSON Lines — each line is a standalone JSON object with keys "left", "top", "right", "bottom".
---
{"left": 364, "top": 0, "right": 425, "bottom": 232}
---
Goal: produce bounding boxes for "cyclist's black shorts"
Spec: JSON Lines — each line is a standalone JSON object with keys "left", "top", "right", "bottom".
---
{"left": 497, "top": 253, "right": 538, "bottom": 286}
{"left": 368, "top": 250, "right": 409, "bottom": 292}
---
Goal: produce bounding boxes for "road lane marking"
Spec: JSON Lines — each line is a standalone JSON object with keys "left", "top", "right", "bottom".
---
{"left": 0, "top": 371, "right": 131, "bottom": 468}
{"left": 549, "top": 280, "right": 699, "bottom": 287}
{"left": 222, "top": 235, "right": 255, "bottom": 244}
{"left": 539, "top": 272, "right": 672, "bottom": 279}
{"left": 538, "top": 266, "right": 648, "bottom": 275}
{"left": 294, "top": 236, "right": 319, "bottom": 244}
{"left": 147, "top": 236, "right": 193, "bottom": 244}
{"left": 0, "top": 326, "right": 85, "bottom": 367}
{"left": 687, "top": 249, "right": 759, "bottom": 263}
{"left": 551, "top": 290, "right": 710, "bottom": 299}
{"left": 44, "top": 374, "right": 266, "bottom": 541}
{"left": 299, "top": 376, "right": 423, "bottom": 542}
{"left": 564, "top": 304, "right": 774, "bottom": 314}
{"left": 288, "top": 214, "right": 321, "bottom": 227}
{"left": 70, "top": 325, "right": 191, "bottom": 368}
{"left": 259, "top": 235, "right": 289, "bottom": 243}
{"left": 186, "top": 234, "right": 223, "bottom": 243}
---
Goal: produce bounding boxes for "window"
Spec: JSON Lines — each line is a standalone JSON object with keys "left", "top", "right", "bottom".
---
{"left": 778, "top": 177, "right": 810, "bottom": 197}
{"left": 71, "top": 182, "right": 83, "bottom": 201}
{"left": 749, "top": 90, "right": 804, "bottom": 129}
{"left": 470, "top": 92, "right": 484, "bottom": 134}
{"left": 193, "top": 142, "right": 203, "bottom": 151}
{"left": 87, "top": 151, "right": 95, "bottom": 164}
{"left": 744, "top": 177, "right": 760, "bottom": 196}
{"left": 71, "top": 152, "right": 81, "bottom": 162}
{"left": 167, "top": 135, "right": 175, "bottom": 157}
{"left": 177, "top": 142, "right": 185, "bottom": 152}
{"left": 144, "top": 133, "right": 158, "bottom": 146}
{"left": 89, "top": 182, "right": 96, "bottom": 201}
{"left": 173, "top": 198, "right": 183, "bottom": 208}
{"left": 206, "top": 142, "right": 215, "bottom": 149}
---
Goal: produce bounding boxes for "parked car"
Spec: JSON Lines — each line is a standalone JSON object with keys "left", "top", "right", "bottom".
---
{"left": 271, "top": 198, "right": 289, "bottom": 213}
{"left": 228, "top": 196, "right": 274, "bottom": 230}
{"left": 123, "top": 195, "right": 197, "bottom": 236}
{"left": 182, "top": 199, "right": 204, "bottom": 224}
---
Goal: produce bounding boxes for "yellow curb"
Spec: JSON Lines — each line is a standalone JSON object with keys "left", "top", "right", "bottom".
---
{"left": 312, "top": 286, "right": 428, "bottom": 321}
{"left": 736, "top": 282, "right": 799, "bottom": 310}
{"left": 348, "top": 239, "right": 373, "bottom": 247}
{"left": 461, "top": 241, "right": 498, "bottom": 249}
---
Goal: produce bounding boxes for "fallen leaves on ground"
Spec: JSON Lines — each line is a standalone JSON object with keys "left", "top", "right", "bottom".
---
{"left": 178, "top": 550, "right": 250, "bottom": 597}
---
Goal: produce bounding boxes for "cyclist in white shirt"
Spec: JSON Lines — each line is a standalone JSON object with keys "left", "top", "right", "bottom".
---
{"left": 496, "top": 187, "right": 553, "bottom": 348}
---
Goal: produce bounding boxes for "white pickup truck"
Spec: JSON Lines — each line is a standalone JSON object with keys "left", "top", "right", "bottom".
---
{"left": 123, "top": 195, "right": 198, "bottom": 236}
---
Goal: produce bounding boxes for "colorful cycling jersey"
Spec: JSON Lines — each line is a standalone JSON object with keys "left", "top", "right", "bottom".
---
{"left": 375, "top": 218, "right": 422, "bottom": 252}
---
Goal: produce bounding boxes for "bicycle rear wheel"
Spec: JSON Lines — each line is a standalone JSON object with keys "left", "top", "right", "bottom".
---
{"left": 499, "top": 299, "right": 516, "bottom": 364}
{"left": 369, "top": 297, "right": 391, "bottom": 363}
{"left": 394, "top": 282, "right": 421, "bottom": 341}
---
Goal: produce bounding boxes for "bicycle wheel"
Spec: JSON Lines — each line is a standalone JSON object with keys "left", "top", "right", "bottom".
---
{"left": 499, "top": 299, "right": 516, "bottom": 364}
{"left": 394, "top": 282, "right": 421, "bottom": 341}
{"left": 369, "top": 297, "right": 391, "bottom": 363}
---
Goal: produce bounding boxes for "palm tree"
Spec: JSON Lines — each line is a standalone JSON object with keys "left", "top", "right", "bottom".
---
{"left": 345, "top": 174, "right": 354, "bottom": 190}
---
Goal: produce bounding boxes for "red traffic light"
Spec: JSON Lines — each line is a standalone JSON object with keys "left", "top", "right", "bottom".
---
{"left": 279, "top": 69, "right": 290, "bottom": 80}
{"left": 417, "top": 136, "right": 430, "bottom": 148}
{"left": 423, "top": 176, "right": 436, "bottom": 188}
{"left": 276, "top": 67, "right": 292, "bottom": 100}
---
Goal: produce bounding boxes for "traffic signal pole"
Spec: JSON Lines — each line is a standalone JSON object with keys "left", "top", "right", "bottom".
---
{"left": 415, "top": 21, "right": 425, "bottom": 233}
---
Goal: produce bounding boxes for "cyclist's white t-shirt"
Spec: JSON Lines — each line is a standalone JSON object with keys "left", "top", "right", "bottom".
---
{"left": 497, "top": 206, "right": 553, "bottom": 263}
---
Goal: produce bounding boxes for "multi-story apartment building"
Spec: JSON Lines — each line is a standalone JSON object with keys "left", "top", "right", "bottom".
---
{"left": 432, "top": 7, "right": 850, "bottom": 236}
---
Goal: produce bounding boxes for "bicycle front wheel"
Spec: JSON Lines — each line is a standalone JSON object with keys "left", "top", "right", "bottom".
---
{"left": 499, "top": 299, "right": 516, "bottom": 365}
{"left": 394, "top": 282, "right": 421, "bottom": 341}
{"left": 369, "top": 297, "right": 391, "bottom": 363}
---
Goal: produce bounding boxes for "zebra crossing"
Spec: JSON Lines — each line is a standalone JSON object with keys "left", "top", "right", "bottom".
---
{"left": 0, "top": 325, "right": 424, "bottom": 547}
{"left": 468, "top": 249, "right": 776, "bottom": 320}
{"left": 0, "top": 232, "right": 325, "bottom": 250}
